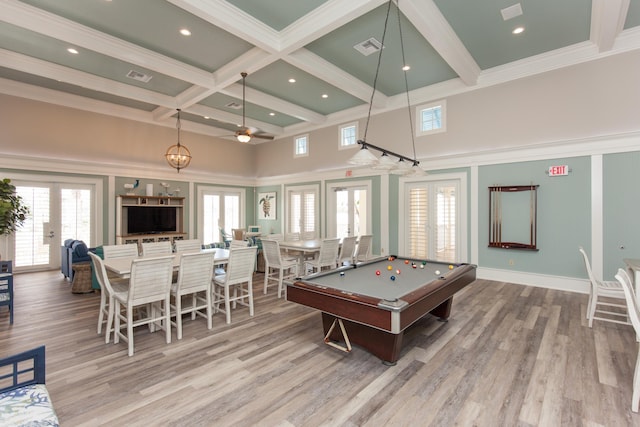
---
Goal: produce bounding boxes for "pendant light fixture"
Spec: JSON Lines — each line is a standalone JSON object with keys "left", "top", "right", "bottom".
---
{"left": 348, "top": 0, "right": 426, "bottom": 177}
{"left": 165, "top": 109, "right": 192, "bottom": 173}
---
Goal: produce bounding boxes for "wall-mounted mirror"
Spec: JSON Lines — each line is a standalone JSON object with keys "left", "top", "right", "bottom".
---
{"left": 489, "top": 185, "right": 539, "bottom": 250}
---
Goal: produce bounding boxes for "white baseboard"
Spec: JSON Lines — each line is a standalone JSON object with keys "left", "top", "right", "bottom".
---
{"left": 477, "top": 267, "right": 589, "bottom": 295}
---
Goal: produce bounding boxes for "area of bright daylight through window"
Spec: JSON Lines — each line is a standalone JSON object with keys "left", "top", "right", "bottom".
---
{"left": 416, "top": 100, "right": 446, "bottom": 136}
{"left": 339, "top": 123, "right": 357, "bottom": 149}
{"left": 294, "top": 135, "right": 308, "bottom": 157}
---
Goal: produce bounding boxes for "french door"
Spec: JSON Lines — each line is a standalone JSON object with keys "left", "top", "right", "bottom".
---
{"left": 327, "top": 182, "right": 371, "bottom": 239}
{"left": 286, "top": 185, "right": 318, "bottom": 238}
{"left": 401, "top": 176, "right": 464, "bottom": 262}
{"left": 198, "top": 187, "right": 244, "bottom": 245}
{"left": 11, "top": 178, "right": 98, "bottom": 272}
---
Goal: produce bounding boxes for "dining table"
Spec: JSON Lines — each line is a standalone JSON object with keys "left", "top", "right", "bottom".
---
{"left": 103, "top": 248, "right": 230, "bottom": 278}
{"left": 278, "top": 240, "right": 323, "bottom": 276}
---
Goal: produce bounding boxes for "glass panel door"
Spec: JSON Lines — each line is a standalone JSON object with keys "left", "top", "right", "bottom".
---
{"left": 200, "top": 188, "right": 243, "bottom": 245}
{"left": 14, "top": 185, "right": 52, "bottom": 269}
{"left": 328, "top": 182, "right": 370, "bottom": 239}
{"left": 405, "top": 180, "right": 458, "bottom": 262}
{"left": 13, "top": 182, "right": 94, "bottom": 271}
{"left": 286, "top": 185, "right": 318, "bottom": 238}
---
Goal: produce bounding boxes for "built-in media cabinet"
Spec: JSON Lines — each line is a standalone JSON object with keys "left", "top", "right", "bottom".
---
{"left": 116, "top": 195, "right": 186, "bottom": 245}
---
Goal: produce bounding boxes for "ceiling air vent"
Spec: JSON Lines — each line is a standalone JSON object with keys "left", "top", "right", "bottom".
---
{"left": 501, "top": 3, "right": 523, "bottom": 21}
{"left": 126, "top": 70, "right": 153, "bottom": 83}
{"left": 354, "top": 37, "right": 383, "bottom": 56}
{"left": 225, "top": 102, "right": 242, "bottom": 110}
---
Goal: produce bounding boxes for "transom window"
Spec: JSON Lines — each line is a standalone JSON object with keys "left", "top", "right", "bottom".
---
{"left": 416, "top": 100, "right": 446, "bottom": 136}
{"left": 294, "top": 134, "right": 308, "bottom": 157}
{"left": 339, "top": 123, "right": 358, "bottom": 149}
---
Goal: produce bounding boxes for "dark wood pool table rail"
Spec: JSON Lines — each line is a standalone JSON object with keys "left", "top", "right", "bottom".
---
{"left": 287, "top": 259, "right": 477, "bottom": 364}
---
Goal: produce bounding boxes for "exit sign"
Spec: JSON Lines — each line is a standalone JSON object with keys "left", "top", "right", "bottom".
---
{"left": 548, "top": 165, "right": 569, "bottom": 176}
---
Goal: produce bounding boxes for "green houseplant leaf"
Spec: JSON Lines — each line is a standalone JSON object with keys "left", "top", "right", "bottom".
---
{"left": 0, "top": 178, "right": 29, "bottom": 236}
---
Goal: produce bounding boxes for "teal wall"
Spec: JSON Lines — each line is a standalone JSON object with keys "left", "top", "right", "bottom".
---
{"left": 604, "top": 152, "right": 640, "bottom": 279}
{"left": 254, "top": 184, "right": 281, "bottom": 234}
{"left": 478, "top": 156, "right": 591, "bottom": 277}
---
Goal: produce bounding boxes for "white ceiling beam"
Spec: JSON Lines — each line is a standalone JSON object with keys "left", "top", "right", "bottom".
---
{"left": 0, "top": 49, "right": 176, "bottom": 107}
{"left": 152, "top": 47, "right": 277, "bottom": 121}
{"left": 278, "top": 0, "right": 387, "bottom": 52}
{"left": 184, "top": 104, "right": 284, "bottom": 135}
{"left": 285, "top": 49, "right": 388, "bottom": 108}
{"left": 590, "top": 0, "right": 630, "bottom": 52}
{"left": 400, "top": 0, "right": 480, "bottom": 86}
{"left": 220, "top": 82, "right": 326, "bottom": 124}
{"left": 167, "top": 0, "right": 281, "bottom": 52}
{"left": 1, "top": 0, "right": 216, "bottom": 89}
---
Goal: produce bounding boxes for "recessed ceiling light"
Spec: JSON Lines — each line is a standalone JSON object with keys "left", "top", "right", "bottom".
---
{"left": 402, "top": 65, "right": 410, "bottom": 71}
{"left": 512, "top": 26, "right": 525, "bottom": 34}
{"left": 204, "top": 116, "right": 210, "bottom": 119}
{"left": 67, "top": 48, "right": 79, "bottom": 54}
{"left": 269, "top": 112, "right": 275, "bottom": 116}
{"left": 321, "top": 94, "right": 328, "bottom": 99}
{"left": 179, "top": 28, "right": 191, "bottom": 36}
{"left": 288, "top": 78, "right": 296, "bottom": 83}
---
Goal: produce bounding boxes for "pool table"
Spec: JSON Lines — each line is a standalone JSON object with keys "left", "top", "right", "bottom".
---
{"left": 286, "top": 256, "right": 477, "bottom": 364}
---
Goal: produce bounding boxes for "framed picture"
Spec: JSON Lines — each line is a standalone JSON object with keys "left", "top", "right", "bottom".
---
{"left": 258, "top": 192, "right": 276, "bottom": 220}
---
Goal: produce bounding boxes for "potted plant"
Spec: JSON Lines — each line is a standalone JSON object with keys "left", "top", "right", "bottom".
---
{"left": 0, "top": 178, "right": 29, "bottom": 238}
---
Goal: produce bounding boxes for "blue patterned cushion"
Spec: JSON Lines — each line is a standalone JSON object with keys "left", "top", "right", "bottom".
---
{"left": 0, "top": 384, "right": 59, "bottom": 426}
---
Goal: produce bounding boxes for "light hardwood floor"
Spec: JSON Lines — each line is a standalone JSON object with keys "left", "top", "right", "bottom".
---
{"left": 1, "top": 270, "right": 639, "bottom": 426}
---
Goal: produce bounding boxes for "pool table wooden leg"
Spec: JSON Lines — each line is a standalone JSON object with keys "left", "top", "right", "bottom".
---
{"left": 321, "top": 313, "right": 403, "bottom": 365}
{"left": 429, "top": 297, "right": 453, "bottom": 321}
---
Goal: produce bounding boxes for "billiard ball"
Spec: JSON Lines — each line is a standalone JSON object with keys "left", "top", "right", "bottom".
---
{"left": 388, "top": 256, "right": 393, "bottom": 261}
{"left": 390, "top": 275, "right": 396, "bottom": 281}
{"left": 422, "top": 261, "right": 427, "bottom": 265}
{"left": 339, "top": 271, "right": 345, "bottom": 277}
{"left": 412, "top": 264, "right": 417, "bottom": 269}
{"left": 449, "top": 264, "right": 454, "bottom": 270}
{"left": 420, "top": 264, "right": 424, "bottom": 269}
{"left": 396, "top": 269, "right": 401, "bottom": 274}
{"left": 435, "top": 270, "right": 440, "bottom": 275}
{"left": 404, "top": 259, "right": 409, "bottom": 264}
{"left": 375, "top": 270, "right": 381, "bottom": 276}
{"left": 387, "top": 265, "right": 393, "bottom": 271}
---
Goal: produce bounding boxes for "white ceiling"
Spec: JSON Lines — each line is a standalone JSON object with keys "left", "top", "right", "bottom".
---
{"left": 1, "top": 0, "right": 639, "bottom": 143}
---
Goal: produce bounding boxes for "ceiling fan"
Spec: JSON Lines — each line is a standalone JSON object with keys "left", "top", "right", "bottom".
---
{"left": 235, "top": 72, "right": 274, "bottom": 143}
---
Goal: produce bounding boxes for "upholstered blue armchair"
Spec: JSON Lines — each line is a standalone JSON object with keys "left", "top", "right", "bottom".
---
{"left": 61, "top": 239, "right": 94, "bottom": 280}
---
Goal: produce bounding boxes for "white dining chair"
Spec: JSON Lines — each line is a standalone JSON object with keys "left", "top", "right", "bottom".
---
{"left": 113, "top": 255, "right": 175, "bottom": 356}
{"left": 229, "top": 239, "right": 249, "bottom": 249}
{"left": 579, "top": 247, "right": 627, "bottom": 327}
{"left": 170, "top": 252, "right": 215, "bottom": 339}
{"left": 354, "top": 235, "right": 373, "bottom": 263}
{"left": 337, "top": 236, "right": 357, "bottom": 267}
{"left": 614, "top": 268, "right": 640, "bottom": 412}
{"left": 174, "top": 239, "right": 202, "bottom": 253}
{"left": 103, "top": 243, "right": 139, "bottom": 259}
{"left": 212, "top": 247, "right": 257, "bottom": 324}
{"left": 141, "top": 241, "right": 172, "bottom": 257}
{"left": 263, "top": 233, "right": 283, "bottom": 241}
{"left": 301, "top": 230, "right": 316, "bottom": 240}
{"left": 262, "top": 239, "right": 298, "bottom": 298}
{"left": 305, "top": 238, "right": 340, "bottom": 274}
{"left": 285, "top": 232, "right": 300, "bottom": 241}
{"left": 89, "top": 252, "right": 129, "bottom": 343}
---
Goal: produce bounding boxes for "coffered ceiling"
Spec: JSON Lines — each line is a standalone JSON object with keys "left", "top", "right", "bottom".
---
{"left": 1, "top": 0, "right": 639, "bottom": 142}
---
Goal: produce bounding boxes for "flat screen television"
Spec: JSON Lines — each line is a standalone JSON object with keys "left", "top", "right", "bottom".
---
{"left": 127, "top": 206, "right": 177, "bottom": 234}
